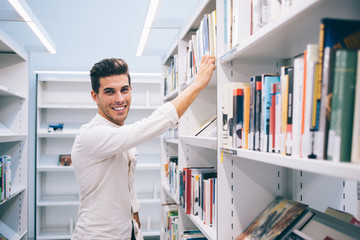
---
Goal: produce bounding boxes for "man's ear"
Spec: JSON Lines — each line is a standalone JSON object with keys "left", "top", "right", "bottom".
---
{"left": 91, "top": 90, "right": 98, "bottom": 102}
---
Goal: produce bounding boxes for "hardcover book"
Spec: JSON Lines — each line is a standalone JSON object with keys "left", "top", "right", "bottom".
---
{"left": 327, "top": 49, "right": 357, "bottom": 162}
{"left": 58, "top": 154, "right": 72, "bottom": 166}
{"left": 351, "top": 50, "right": 360, "bottom": 164}
{"left": 236, "top": 196, "right": 308, "bottom": 240}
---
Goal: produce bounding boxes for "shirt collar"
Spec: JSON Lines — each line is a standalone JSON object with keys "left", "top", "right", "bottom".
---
{"left": 93, "top": 113, "right": 121, "bottom": 128}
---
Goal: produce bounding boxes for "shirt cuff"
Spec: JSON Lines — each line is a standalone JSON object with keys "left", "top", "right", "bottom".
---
{"left": 157, "top": 102, "right": 179, "bottom": 128}
{"left": 131, "top": 199, "right": 141, "bottom": 213}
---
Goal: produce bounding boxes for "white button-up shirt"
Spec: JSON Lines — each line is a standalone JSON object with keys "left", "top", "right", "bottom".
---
{"left": 71, "top": 102, "right": 179, "bottom": 239}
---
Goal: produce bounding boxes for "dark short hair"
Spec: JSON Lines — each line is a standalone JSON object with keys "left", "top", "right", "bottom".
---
{"left": 90, "top": 58, "right": 131, "bottom": 94}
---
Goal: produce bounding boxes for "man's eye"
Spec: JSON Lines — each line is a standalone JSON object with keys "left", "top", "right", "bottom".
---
{"left": 122, "top": 88, "right": 129, "bottom": 93}
{"left": 105, "top": 90, "right": 114, "bottom": 94}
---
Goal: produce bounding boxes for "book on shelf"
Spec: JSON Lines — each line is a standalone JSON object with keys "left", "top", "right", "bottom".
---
{"left": 274, "top": 81, "right": 282, "bottom": 153}
{"left": 324, "top": 207, "right": 360, "bottom": 226}
{"left": 162, "top": 204, "right": 178, "bottom": 239}
{"left": 187, "top": 10, "right": 217, "bottom": 82}
{"left": 292, "top": 56, "right": 305, "bottom": 157}
{"left": 242, "top": 86, "right": 251, "bottom": 149}
{"left": 236, "top": 196, "right": 309, "bottom": 240}
{"left": 314, "top": 17, "right": 360, "bottom": 160}
{"left": 351, "top": 50, "right": 360, "bottom": 164}
{"left": 261, "top": 74, "right": 280, "bottom": 153}
{"left": 301, "top": 44, "right": 318, "bottom": 159}
{"left": 233, "top": 88, "right": 244, "bottom": 148}
{"left": 48, "top": 122, "right": 64, "bottom": 132}
{"left": 313, "top": 47, "right": 335, "bottom": 160}
{"left": 222, "top": 82, "right": 250, "bottom": 148}
{"left": 181, "top": 230, "right": 207, "bottom": 240}
{"left": 269, "top": 82, "right": 276, "bottom": 152}
{"left": 299, "top": 208, "right": 360, "bottom": 240}
{"left": 327, "top": 49, "right": 358, "bottom": 162}
{"left": 58, "top": 154, "right": 72, "bottom": 166}
{"left": 285, "top": 68, "right": 294, "bottom": 156}
{"left": 248, "top": 76, "right": 258, "bottom": 150}
{"left": 182, "top": 167, "right": 215, "bottom": 216}
{"left": 0, "top": 233, "right": 8, "bottom": 240}
{"left": 194, "top": 115, "right": 217, "bottom": 138}
{"left": 1, "top": 155, "right": 12, "bottom": 202}
{"left": 283, "top": 229, "right": 313, "bottom": 240}
{"left": 254, "top": 76, "right": 262, "bottom": 151}
{"left": 168, "top": 157, "right": 178, "bottom": 197}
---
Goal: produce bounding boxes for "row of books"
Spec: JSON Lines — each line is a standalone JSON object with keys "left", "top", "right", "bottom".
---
{"left": 165, "top": 157, "right": 178, "bottom": 196}
{"left": 222, "top": 18, "right": 360, "bottom": 163}
{"left": 186, "top": 10, "right": 217, "bottom": 83}
{"left": 179, "top": 167, "right": 217, "bottom": 228}
{"left": 236, "top": 196, "right": 360, "bottom": 240}
{"left": 164, "top": 127, "right": 179, "bottom": 141}
{"left": 224, "top": 0, "right": 298, "bottom": 51}
{"left": 164, "top": 55, "right": 179, "bottom": 97}
{"left": 1, "top": 155, "right": 12, "bottom": 202}
{"left": 163, "top": 204, "right": 208, "bottom": 240}
{"left": 163, "top": 204, "right": 178, "bottom": 240}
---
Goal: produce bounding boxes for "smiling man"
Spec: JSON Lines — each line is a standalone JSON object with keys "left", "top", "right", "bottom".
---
{"left": 71, "top": 56, "right": 215, "bottom": 240}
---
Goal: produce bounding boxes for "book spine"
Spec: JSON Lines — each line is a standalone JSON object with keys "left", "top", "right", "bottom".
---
{"left": 233, "top": 88, "right": 244, "bottom": 148}
{"left": 327, "top": 49, "right": 357, "bottom": 162}
{"left": 255, "top": 79, "right": 262, "bottom": 151}
{"left": 280, "top": 67, "right": 289, "bottom": 155}
{"left": 302, "top": 44, "right": 318, "bottom": 158}
{"left": 292, "top": 57, "right": 305, "bottom": 157}
{"left": 249, "top": 77, "right": 255, "bottom": 150}
{"left": 270, "top": 82, "right": 277, "bottom": 152}
{"left": 351, "top": 50, "right": 360, "bottom": 164}
{"left": 314, "top": 47, "right": 335, "bottom": 159}
{"left": 286, "top": 68, "right": 294, "bottom": 156}
{"left": 275, "top": 82, "right": 282, "bottom": 153}
{"left": 243, "top": 86, "right": 251, "bottom": 149}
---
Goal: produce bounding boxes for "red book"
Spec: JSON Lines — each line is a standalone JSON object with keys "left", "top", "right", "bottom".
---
{"left": 184, "top": 168, "right": 192, "bottom": 214}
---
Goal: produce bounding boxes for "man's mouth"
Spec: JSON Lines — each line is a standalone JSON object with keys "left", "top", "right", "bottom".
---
{"left": 112, "top": 106, "right": 126, "bottom": 111}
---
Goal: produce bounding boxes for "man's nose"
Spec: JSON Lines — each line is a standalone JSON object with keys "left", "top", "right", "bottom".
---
{"left": 114, "top": 91, "right": 125, "bottom": 102}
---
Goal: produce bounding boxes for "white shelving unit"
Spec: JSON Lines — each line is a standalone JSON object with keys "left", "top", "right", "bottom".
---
{"left": 160, "top": 0, "right": 360, "bottom": 239}
{"left": 0, "top": 29, "right": 28, "bottom": 240}
{"left": 160, "top": 0, "right": 217, "bottom": 239}
{"left": 35, "top": 71, "right": 163, "bottom": 239}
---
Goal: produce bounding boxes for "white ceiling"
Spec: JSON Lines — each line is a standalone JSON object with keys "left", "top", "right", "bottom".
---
{"left": 0, "top": 0, "right": 201, "bottom": 60}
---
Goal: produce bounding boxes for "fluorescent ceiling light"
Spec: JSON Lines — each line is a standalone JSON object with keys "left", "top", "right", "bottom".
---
{"left": 136, "top": 0, "right": 161, "bottom": 56}
{"left": 8, "top": 0, "right": 56, "bottom": 54}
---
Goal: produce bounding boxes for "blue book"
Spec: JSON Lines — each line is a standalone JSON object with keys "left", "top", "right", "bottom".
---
{"left": 262, "top": 74, "right": 280, "bottom": 152}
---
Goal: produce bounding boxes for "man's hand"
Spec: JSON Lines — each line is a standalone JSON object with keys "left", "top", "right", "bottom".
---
{"left": 133, "top": 212, "right": 141, "bottom": 228}
{"left": 193, "top": 55, "right": 216, "bottom": 91}
{"left": 171, "top": 55, "right": 216, "bottom": 118}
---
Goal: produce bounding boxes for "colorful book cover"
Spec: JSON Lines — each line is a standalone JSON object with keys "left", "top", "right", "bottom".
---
{"left": 262, "top": 74, "right": 280, "bottom": 152}
{"left": 236, "top": 196, "right": 308, "bottom": 240}
{"left": 243, "top": 86, "right": 251, "bottom": 149}
{"left": 254, "top": 77, "right": 262, "bottom": 151}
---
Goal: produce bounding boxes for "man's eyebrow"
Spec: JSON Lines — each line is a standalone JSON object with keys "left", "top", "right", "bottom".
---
{"left": 103, "top": 87, "right": 114, "bottom": 91}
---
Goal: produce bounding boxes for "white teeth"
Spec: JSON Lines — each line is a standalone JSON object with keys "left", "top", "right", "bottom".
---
{"left": 113, "top": 106, "right": 125, "bottom": 111}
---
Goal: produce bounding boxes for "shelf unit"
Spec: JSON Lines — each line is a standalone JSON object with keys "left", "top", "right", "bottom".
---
{"left": 160, "top": 0, "right": 360, "bottom": 239}
{"left": 35, "top": 72, "right": 163, "bottom": 239}
{"left": 160, "top": 0, "right": 218, "bottom": 239}
{"left": 0, "top": 25, "right": 29, "bottom": 240}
